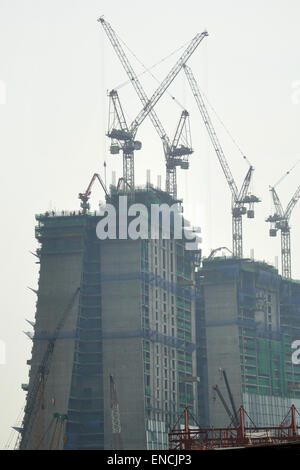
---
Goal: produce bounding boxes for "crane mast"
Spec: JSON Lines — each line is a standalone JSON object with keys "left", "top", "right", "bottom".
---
{"left": 184, "top": 65, "right": 260, "bottom": 258}
{"left": 221, "top": 369, "right": 239, "bottom": 427}
{"left": 212, "top": 369, "right": 239, "bottom": 427}
{"left": 108, "top": 89, "right": 129, "bottom": 137}
{"left": 167, "top": 110, "right": 193, "bottom": 198}
{"left": 20, "top": 289, "right": 80, "bottom": 449}
{"left": 107, "top": 88, "right": 192, "bottom": 198}
{"left": 267, "top": 184, "right": 300, "bottom": 278}
{"left": 105, "top": 88, "right": 140, "bottom": 189}
{"left": 212, "top": 385, "right": 236, "bottom": 425}
{"left": 99, "top": 17, "right": 207, "bottom": 197}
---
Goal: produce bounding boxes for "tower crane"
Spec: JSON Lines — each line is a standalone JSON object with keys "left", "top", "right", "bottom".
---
{"left": 220, "top": 369, "right": 239, "bottom": 427}
{"left": 212, "top": 368, "right": 239, "bottom": 427}
{"left": 78, "top": 172, "right": 134, "bottom": 213}
{"left": 79, "top": 172, "right": 110, "bottom": 213}
{"left": 99, "top": 17, "right": 208, "bottom": 198}
{"left": 19, "top": 288, "right": 80, "bottom": 449}
{"left": 166, "top": 110, "right": 193, "bottom": 199}
{"left": 207, "top": 246, "right": 233, "bottom": 260}
{"left": 184, "top": 65, "right": 260, "bottom": 258}
{"left": 212, "top": 385, "right": 237, "bottom": 426}
{"left": 266, "top": 161, "right": 300, "bottom": 278}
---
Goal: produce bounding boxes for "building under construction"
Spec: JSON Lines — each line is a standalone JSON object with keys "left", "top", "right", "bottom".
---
{"left": 19, "top": 193, "right": 300, "bottom": 449}
{"left": 15, "top": 15, "right": 300, "bottom": 451}
{"left": 196, "top": 256, "right": 300, "bottom": 430}
{"left": 19, "top": 185, "right": 201, "bottom": 450}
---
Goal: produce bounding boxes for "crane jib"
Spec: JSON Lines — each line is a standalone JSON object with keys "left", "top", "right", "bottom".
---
{"left": 184, "top": 64, "right": 260, "bottom": 258}
{"left": 130, "top": 31, "right": 208, "bottom": 135}
{"left": 99, "top": 17, "right": 207, "bottom": 197}
{"left": 99, "top": 18, "right": 207, "bottom": 135}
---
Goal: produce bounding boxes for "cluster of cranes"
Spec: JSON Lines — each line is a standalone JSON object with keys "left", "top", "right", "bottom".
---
{"left": 14, "top": 16, "right": 300, "bottom": 452}
{"left": 80, "top": 16, "right": 300, "bottom": 280}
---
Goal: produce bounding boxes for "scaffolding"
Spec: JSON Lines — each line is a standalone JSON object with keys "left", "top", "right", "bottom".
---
{"left": 29, "top": 194, "right": 200, "bottom": 450}
{"left": 196, "top": 258, "right": 300, "bottom": 431}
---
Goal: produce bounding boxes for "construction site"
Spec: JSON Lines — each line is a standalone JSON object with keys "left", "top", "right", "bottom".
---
{"left": 8, "top": 15, "right": 300, "bottom": 451}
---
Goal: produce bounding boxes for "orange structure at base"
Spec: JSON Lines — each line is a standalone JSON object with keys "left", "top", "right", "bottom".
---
{"left": 169, "top": 405, "right": 300, "bottom": 450}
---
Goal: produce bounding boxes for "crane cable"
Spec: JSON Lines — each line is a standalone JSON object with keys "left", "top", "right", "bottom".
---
{"left": 4, "top": 405, "right": 25, "bottom": 449}
{"left": 273, "top": 158, "right": 300, "bottom": 189}
{"left": 105, "top": 27, "right": 250, "bottom": 169}
{"left": 113, "top": 32, "right": 187, "bottom": 110}
{"left": 198, "top": 85, "right": 252, "bottom": 167}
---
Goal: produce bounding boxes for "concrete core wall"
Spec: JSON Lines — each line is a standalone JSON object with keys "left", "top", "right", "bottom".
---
{"left": 100, "top": 239, "right": 146, "bottom": 450}
{"left": 204, "top": 282, "right": 242, "bottom": 427}
{"left": 25, "top": 251, "right": 83, "bottom": 449}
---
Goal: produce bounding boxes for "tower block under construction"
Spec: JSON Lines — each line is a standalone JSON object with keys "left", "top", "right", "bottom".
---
{"left": 20, "top": 186, "right": 201, "bottom": 450}
{"left": 196, "top": 257, "right": 300, "bottom": 429}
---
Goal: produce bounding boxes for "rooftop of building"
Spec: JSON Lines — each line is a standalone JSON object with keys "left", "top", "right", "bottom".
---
{"left": 202, "top": 256, "right": 278, "bottom": 273}
{"left": 36, "top": 184, "right": 181, "bottom": 224}
{"left": 200, "top": 255, "right": 300, "bottom": 285}
{"left": 109, "top": 183, "right": 181, "bottom": 206}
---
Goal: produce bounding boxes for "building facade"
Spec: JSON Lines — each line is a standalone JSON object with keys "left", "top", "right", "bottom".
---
{"left": 196, "top": 257, "right": 300, "bottom": 428}
{"left": 20, "top": 187, "right": 200, "bottom": 450}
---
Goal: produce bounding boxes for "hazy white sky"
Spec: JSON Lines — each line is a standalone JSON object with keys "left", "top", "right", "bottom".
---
{"left": 1, "top": 0, "right": 300, "bottom": 448}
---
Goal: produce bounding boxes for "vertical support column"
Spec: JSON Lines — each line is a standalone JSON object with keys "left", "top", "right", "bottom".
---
{"left": 166, "top": 167, "right": 177, "bottom": 200}
{"left": 238, "top": 406, "right": 245, "bottom": 440}
{"left": 291, "top": 404, "right": 298, "bottom": 436}
{"left": 222, "top": 369, "right": 239, "bottom": 427}
{"left": 184, "top": 407, "right": 191, "bottom": 450}
{"left": 123, "top": 151, "right": 134, "bottom": 190}
{"left": 232, "top": 215, "right": 243, "bottom": 258}
{"left": 281, "top": 229, "right": 291, "bottom": 279}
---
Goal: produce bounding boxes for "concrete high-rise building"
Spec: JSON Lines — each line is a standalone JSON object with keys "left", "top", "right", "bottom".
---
{"left": 196, "top": 257, "right": 300, "bottom": 428}
{"left": 21, "top": 180, "right": 300, "bottom": 449}
{"left": 19, "top": 186, "right": 201, "bottom": 450}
